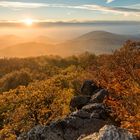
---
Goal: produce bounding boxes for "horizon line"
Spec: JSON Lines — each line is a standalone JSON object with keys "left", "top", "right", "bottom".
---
{"left": 0, "top": 20, "right": 140, "bottom": 28}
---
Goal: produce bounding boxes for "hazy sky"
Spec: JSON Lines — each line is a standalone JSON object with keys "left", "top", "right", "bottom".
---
{"left": 0, "top": 0, "right": 140, "bottom": 23}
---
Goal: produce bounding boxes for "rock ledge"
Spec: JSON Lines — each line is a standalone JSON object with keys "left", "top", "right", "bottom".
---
{"left": 18, "top": 80, "right": 137, "bottom": 140}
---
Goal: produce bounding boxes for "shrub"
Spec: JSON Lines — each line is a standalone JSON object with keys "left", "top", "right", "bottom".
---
{"left": 0, "top": 69, "right": 32, "bottom": 92}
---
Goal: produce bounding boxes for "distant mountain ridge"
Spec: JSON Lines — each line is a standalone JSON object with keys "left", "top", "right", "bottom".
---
{"left": 0, "top": 31, "right": 140, "bottom": 57}
{"left": 0, "top": 35, "right": 24, "bottom": 49}
{"left": 0, "top": 42, "right": 54, "bottom": 58}
{"left": 54, "top": 31, "right": 140, "bottom": 56}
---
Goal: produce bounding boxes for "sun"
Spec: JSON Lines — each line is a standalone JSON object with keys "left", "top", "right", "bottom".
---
{"left": 23, "top": 18, "right": 33, "bottom": 26}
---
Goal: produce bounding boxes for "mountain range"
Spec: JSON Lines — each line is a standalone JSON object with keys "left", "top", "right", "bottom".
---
{"left": 0, "top": 31, "right": 139, "bottom": 57}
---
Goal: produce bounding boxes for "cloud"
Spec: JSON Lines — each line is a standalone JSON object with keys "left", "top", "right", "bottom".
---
{"left": 0, "top": 1, "right": 140, "bottom": 16}
{"left": 0, "top": 1, "right": 48, "bottom": 8}
{"left": 106, "top": 0, "right": 115, "bottom": 4}
{"left": 82, "top": 5, "right": 140, "bottom": 15}
{"left": 126, "top": 4, "right": 140, "bottom": 9}
{"left": 68, "top": 4, "right": 140, "bottom": 16}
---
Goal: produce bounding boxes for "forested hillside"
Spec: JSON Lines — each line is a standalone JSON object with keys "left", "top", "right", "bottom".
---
{"left": 0, "top": 40, "right": 140, "bottom": 140}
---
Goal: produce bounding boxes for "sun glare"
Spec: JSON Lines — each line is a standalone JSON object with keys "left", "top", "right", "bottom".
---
{"left": 23, "top": 18, "right": 33, "bottom": 26}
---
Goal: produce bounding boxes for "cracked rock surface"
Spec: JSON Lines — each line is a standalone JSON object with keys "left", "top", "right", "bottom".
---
{"left": 78, "top": 125, "right": 137, "bottom": 140}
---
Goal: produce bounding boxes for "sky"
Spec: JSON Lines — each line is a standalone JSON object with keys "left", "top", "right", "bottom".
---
{"left": 0, "top": 0, "right": 140, "bottom": 24}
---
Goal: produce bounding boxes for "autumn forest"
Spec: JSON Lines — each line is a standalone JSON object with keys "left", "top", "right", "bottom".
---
{"left": 0, "top": 40, "right": 139, "bottom": 139}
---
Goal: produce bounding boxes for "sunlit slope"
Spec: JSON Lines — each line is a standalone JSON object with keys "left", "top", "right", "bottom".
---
{"left": 0, "top": 42, "right": 54, "bottom": 58}
{"left": 35, "top": 36, "right": 59, "bottom": 44}
{"left": 0, "top": 35, "right": 57, "bottom": 50}
{"left": 0, "top": 35, "right": 24, "bottom": 50}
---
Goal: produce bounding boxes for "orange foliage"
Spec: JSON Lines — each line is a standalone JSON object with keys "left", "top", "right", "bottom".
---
{"left": 93, "top": 41, "right": 140, "bottom": 138}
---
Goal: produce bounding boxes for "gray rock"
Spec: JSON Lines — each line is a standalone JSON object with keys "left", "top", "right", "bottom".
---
{"left": 27, "top": 123, "right": 64, "bottom": 140}
{"left": 82, "top": 103, "right": 105, "bottom": 113}
{"left": 89, "top": 89, "right": 108, "bottom": 103}
{"left": 81, "top": 80, "right": 99, "bottom": 95}
{"left": 70, "top": 96, "right": 90, "bottom": 110}
{"left": 78, "top": 125, "right": 137, "bottom": 140}
{"left": 26, "top": 125, "right": 46, "bottom": 140}
{"left": 82, "top": 103, "right": 109, "bottom": 120}
{"left": 90, "top": 112, "right": 100, "bottom": 119}
{"left": 26, "top": 117, "right": 106, "bottom": 140}
{"left": 71, "top": 110, "right": 91, "bottom": 119}
{"left": 17, "top": 132, "right": 28, "bottom": 140}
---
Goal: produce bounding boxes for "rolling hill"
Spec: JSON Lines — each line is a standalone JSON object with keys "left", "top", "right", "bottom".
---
{"left": 54, "top": 31, "right": 140, "bottom": 56}
{"left": 0, "top": 35, "right": 24, "bottom": 50}
{"left": 34, "top": 36, "right": 59, "bottom": 44}
{"left": 0, "top": 31, "right": 140, "bottom": 57}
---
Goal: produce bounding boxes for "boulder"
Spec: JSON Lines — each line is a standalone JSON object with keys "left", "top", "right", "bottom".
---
{"left": 26, "top": 125, "right": 48, "bottom": 140}
{"left": 70, "top": 96, "right": 90, "bottom": 110}
{"left": 26, "top": 117, "right": 106, "bottom": 140}
{"left": 70, "top": 110, "right": 91, "bottom": 119}
{"left": 82, "top": 103, "right": 105, "bottom": 113}
{"left": 89, "top": 89, "right": 108, "bottom": 103}
{"left": 81, "top": 80, "right": 99, "bottom": 95}
{"left": 82, "top": 103, "right": 109, "bottom": 120}
{"left": 17, "top": 133, "right": 28, "bottom": 140}
{"left": 78, "top": 125, "right": 137, "bottom": 140}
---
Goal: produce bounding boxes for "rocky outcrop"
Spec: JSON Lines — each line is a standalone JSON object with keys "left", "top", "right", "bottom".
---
{"left": 18, "top": 80, "right": 137, "bottom": 140}
{"left": 24, "top": 118, "right": 106, "bottom": 140}
{"left": 80, "top": 80, "right": 99, "bottom": 95}
{"left": 70, "top": 96, "right": 90, "bottom": 110}
{"left": 89, "top": 89, "right": 108, "bottom": 103}
{"left": 78, "top": 125, "right": 137, "bottom": 140}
